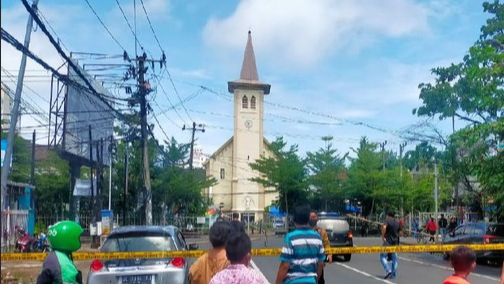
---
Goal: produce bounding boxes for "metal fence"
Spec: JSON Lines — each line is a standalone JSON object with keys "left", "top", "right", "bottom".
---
{"left": 2, "top": 209, "right": 29, "bottom": 252}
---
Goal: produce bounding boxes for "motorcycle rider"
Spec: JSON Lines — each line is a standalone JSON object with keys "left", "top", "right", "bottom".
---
{"left": 37, "top": 221, "right": 84, "bottom": 284}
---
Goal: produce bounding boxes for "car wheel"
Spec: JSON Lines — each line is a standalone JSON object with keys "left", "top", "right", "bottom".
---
{"left": 343, "top": 254, "right": 351, "bottom": 262}
{"left": 442, "top": 252, "right": 450, "bottom": 260}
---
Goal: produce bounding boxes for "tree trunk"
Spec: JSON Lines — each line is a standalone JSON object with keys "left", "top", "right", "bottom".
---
{"left": 370, "top": 198, "right": 375, "bottom": 216}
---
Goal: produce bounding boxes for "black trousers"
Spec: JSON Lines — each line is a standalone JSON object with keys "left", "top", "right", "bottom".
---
{"left": 318, "top": 269, "right": 325, "bottom": 284}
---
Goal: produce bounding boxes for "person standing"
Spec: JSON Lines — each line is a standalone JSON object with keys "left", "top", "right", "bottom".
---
{"left": 189, "top": 221, "right": 232, "bottom": 284}
{"left": 275, "top": 205, "right": 325, "bottom": 284}
{"left": 448, "top": 217, "right": 458, "bottom": 234}
{"left": 380, "top": 212, "right": 402, "bottom": 280}
{"left": 439, "top": 214, "right": 448, "bottom": 242}
{"left": 426, "top": 217, "right": 437, "bottom": 243}
{"left": 210, "top": 232, "right": 265, "bottom": 284}
{"left": 37, "top": 221, "right": 84, "bottom": 284}
{"left": 309, "top": 211, "right": 332, "bottom": 284}
{"left": 412, "top": 218, "right": 419, "bottom": 239}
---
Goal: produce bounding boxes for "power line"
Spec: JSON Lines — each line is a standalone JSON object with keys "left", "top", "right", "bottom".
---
{"left": 138, "top": 0, "right": 163, "bottom": 53}
{"left": 82, "top": 0, "right": 126, "bottom": 51}
{"left": 37, "top": 9, "right": 70, "bottom": 54}
{"left": 115, "top": 0, "right": 145, "bottom": 52}
{"left": 152, "top": 68, "right": 188, "bottom": 125}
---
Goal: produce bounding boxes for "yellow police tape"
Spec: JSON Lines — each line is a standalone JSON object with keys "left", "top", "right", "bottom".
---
{"left": 1, "top": 244, "right": 503, "bottom": 262}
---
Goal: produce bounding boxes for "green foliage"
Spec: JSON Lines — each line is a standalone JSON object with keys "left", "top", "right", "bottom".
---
{"left": 0, "top": 132, "right": 31, "bottom": 183}
{"left": 414, "top": 1, "right": 504, "bottom": 220}
{"left": 35, "top": 149, "right": 70, "bottom": 215}
{"left": 306, "top": 136, "right": 347, "bottom": 211}
{"left": 34, "top": 221, "right": 47, "bottom": 236}
{"left": 249, "top": 137, "right": 308, "bottom": 216}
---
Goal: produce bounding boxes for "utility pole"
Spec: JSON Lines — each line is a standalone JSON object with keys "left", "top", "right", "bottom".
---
{"left": 129, "top": 51, "right": 165, "bottom": 225}
{"left": 1, "top": 0, "right": 39, "bottom": 211}
{"left": 399, "top": 141, "right": 407, "bottom": 221}
{"left": 434, "top": 161, "right": 439, "bottom": 243}
{"left": 108, "top": 135, "right": 113, "bottom": 211}
{"left": 123, "top": 142, "right": 129, "bottom": 225}
{"left": 182, "top": 122, "right": 205, "bottom": 170}
{"left": 379, "top": 141, "right": 387, "bottom": 170}
{"left": 137, "top": 54, "right": 153, "bottom": 225}
{"left": 31, "top": 130, "right": 35, "bottom": 214}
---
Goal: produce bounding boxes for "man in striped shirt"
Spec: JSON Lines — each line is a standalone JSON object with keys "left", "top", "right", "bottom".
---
{"left": 275, "top": 205, "right": 325, "bottom": 284}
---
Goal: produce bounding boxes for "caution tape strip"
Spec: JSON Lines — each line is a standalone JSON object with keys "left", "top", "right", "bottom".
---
{"left": 1, "top": 244, "right": 503, "bottom": 262}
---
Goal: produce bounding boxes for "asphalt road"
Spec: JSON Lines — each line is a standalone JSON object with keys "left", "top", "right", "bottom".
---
{"left": 251, "top": 236, "right": 503, "bottom": 284}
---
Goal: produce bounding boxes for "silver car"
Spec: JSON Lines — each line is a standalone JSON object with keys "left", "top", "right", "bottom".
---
{"left": 87, "top": 226, "right": 199, "bottom": 284}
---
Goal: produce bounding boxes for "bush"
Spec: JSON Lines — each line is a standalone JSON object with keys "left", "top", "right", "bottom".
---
{"left": 34, "top": 221, "right": 46, "bottom": 236}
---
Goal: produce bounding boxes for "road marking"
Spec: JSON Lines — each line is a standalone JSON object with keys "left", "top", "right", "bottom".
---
{"left": 336, "top": 263, "right": 396, "bottom": 284}
{"left": 397, "top": 256, "right": 500, "bottom": 282}
{"left": 250, "top": 260, "right": 271, "bottom": 284}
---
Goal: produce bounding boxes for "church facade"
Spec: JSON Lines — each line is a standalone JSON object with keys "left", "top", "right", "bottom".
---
{"left": 204, "top": 32, "right": 278, "bottom": 222}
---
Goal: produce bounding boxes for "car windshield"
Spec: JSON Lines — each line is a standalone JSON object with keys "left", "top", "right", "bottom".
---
{"left": 102, "top": 233, "right": 176, "bottom": 252}
{"left": 486, "top": 224, "right": 504, "bottom": 237}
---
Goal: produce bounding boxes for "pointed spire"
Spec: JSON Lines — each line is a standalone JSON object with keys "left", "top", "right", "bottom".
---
{"left": 239, "top": 31, "right": 259, "bottom": 81}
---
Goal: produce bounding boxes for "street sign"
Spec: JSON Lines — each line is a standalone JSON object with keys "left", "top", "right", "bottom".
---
{"left": 1, "top": 139, "right": 11, "bottom": 167}
{"left": 498, "top": 143, "right": 504, "bottom": 151}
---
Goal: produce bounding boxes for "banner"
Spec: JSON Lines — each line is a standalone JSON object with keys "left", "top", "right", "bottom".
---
{"left": 73, "top": 178, "right": 97, "bottom": 196}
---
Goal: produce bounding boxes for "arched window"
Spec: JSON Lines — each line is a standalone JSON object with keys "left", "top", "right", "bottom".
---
{"left": 250, "top": 96, "right": 256, "bottom": 110}
{"left": 242, "top": 95, "right": 248, "bottom": 109}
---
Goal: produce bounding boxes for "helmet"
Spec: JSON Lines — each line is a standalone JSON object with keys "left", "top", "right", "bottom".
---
{"left": 47, "top": 221, "right": 83, "bottom": 252}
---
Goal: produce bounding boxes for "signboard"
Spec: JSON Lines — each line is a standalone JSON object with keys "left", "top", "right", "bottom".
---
{"left": 64, "top": 59, "right": 114, "bottom": 165}
{"left": 499, "top": 142, "right": 504, "bottom": 152}
{"left": 73, "top": 178, "right": 97, "bottom": 196}
{"left": 101, "top": 210, "right": 113, "bottom": 235}
{"left": 1, "top": 139, "right": 6, "bottom": 167}
{"left": 196, "top": 217, "right": 206, "bottom": 224}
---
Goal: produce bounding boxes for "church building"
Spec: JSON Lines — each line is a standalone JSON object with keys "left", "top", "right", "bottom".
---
{"left": 204, "top": 32, "right": 278, "bottom": 222}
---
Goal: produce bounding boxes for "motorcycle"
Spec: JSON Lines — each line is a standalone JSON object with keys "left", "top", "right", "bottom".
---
{"left": 14, "top": 227, "right": 35, "bottom": 253}
{"left": 31, "top": 233, "right": 51, "bottom": 253}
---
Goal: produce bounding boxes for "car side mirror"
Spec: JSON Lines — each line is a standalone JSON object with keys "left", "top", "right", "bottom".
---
{"left": 188, "top": 244, "right": 199, "bottom": 250}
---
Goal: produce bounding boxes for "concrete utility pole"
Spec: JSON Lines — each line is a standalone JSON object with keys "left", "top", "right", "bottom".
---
{"left": 1, "top": 0, "right": 39, "bottom": 211}
{"left": 434, "top": 161, "right": 439, "bottom": 243}
{"left": 138, "top": 54, "right": 152, "bottom": 225}
{"left": 123, "top": 143, "right": 129, "bottom": 225}
{"left": 108, "top": 135, "right": 113, "bottom": 211}
{"left": 399, "top": 141, "right": 407, "bottom": 220}
{"left": 182, "top": 122, "right": 205, "bottom": 170}
{"left": 379, "top": 141, "right": 388, "bottom": 170}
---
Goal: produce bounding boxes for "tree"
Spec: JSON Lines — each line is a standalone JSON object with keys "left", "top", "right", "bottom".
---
{"left": 249, "top": 137, "right": 308, "bottom": 216}
{"left": 403, "top": 141, "right": 441, "bottom": 171}
{"left": 1, "top": 132, "right": 31, "bottom": 183}
{"left": 414, "top": 1, "right": 504, "bottom": 220}
{"left": 306, "top": 136, "right": 347, "bottom": 211}
{"left": 345, "top": 137, "right": 385, "bottom": 216}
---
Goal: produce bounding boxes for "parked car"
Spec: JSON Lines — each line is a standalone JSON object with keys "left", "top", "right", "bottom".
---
{"left": 272, "top": 218, "right": 285, "bottom": 229}
{"left": 317, "top": 212, "right": 354, "bottom": 262}
{"left": 442, "top": 222, "right": 504, "bottom": 263}
{"left": 87, "top": 226, "right": 199, "bottom": 284}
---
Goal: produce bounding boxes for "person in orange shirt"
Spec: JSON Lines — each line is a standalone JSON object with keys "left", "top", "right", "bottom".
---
{"left": 442, "top": 246, "right": 476, "bottom": 284}
{"left": 189, "top": 221, "right": 232, "bottom": 284}
{"left": 500, "top": 261, "right": 503, "bottom": 284}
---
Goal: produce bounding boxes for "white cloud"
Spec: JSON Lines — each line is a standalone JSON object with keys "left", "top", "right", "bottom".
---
{"left": 203, "top": 0, "right": 430, "bottom": 67}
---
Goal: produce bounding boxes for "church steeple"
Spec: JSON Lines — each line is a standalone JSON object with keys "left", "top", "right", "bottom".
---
{"left": 228, "top": 31, "right": 271, "bottom": 95}
{"left": 240, "top": 31, "right": 259, "bottom": 81}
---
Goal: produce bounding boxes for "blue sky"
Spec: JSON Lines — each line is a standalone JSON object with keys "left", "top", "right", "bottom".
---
{"left": 0, "top": 0, "right": 489, "bottom": 158}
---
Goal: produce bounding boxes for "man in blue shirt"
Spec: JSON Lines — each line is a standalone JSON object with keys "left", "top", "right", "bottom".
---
{"left": 275, "top": 204, "right": 325, "bottom": 284}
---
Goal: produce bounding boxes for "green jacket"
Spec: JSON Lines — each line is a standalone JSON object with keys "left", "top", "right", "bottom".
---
{"left": 36, "top": 250, "right": 82, "bottom": 284}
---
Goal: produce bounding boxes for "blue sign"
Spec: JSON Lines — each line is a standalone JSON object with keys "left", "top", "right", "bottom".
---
{"left": 1, "top": 139, "right": 7, "bottom": 167}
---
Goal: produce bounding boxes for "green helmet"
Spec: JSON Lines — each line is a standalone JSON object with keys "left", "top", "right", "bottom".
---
{"left": 47, "top": 221, "right": 83, "bottom": 252}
